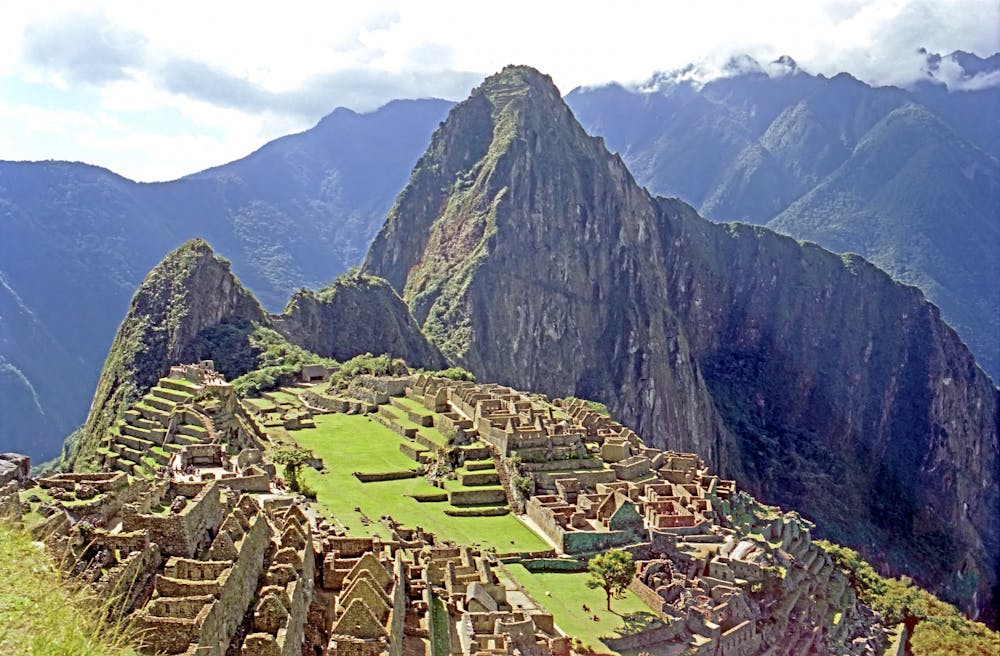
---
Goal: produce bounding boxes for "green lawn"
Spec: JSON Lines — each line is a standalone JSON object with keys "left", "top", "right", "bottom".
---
{"left": 268, "top": 389, "right": 302, "bottom": 404}
{"left": 288, "top": 414, "right": 548, "bottom": 552}
{"left": 503, "top": 564, "right": 661, "bottom": 654}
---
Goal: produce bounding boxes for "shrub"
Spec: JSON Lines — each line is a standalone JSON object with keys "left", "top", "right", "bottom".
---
{"left": 429, "top": 367, "right": 475, "bottom": 381}
{"left": 513, "top": 475, "right": 533, "bottom": 497}
{"left": 816, "top": 540, "right": 999, "bottom": 654}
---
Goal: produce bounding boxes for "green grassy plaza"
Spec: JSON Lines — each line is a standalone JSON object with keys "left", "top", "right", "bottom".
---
{"left": 503, "top": 564, "right": 661, "bottom": 654}
{"left": 279, "top": 399, "right": 665, "bottom": 654}
{"left": 288, "top": 413, "right": 548, "bottom": 553}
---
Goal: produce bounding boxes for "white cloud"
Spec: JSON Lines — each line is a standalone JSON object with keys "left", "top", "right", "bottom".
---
{"left": 1, "top": 0, "right": 996, "bottom": 180}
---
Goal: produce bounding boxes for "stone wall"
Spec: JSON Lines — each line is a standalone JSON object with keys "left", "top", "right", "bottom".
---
{"left": 217, "top": 473, "right": 271, "bottom": 493}
{"left": 123, "top": 482, "right": 226, "bottom": 557}
{"left": 139, "top": 511, "right": 271, "bottom": 655}
{"left": 602, "top": 622, "right": 685, "bottom": 652}
{"left": 447, "top": 488, "right": 506, "bottom": 506}
{"left": 0, "top": 480, "right": 21, "bottom": 520}
{"left": 302, "top": 391, "right": 350, "bottom": 413}
{"left": 38, "top": 471, "right": 127, "bottom": 492}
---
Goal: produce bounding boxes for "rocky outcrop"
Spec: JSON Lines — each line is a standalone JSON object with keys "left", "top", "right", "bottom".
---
{"left": 73, "top": 239, "right": 266, "bottom": 468}
{"left": 363, "top": 66, "right": 1000, "bottom": 623}
{"left": 271, "top": 273, "right": 448, "bottom": 370}
{"left": 73, "top": 244, "right": 446, "bottom": 471}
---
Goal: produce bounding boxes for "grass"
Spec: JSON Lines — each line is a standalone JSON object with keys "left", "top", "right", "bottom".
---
{"left": 504, "top": 564, "right": 660, "bottom": 654}
{"left": 288, "top": 413, "right": 548, "bottom": 553}
{"left": 0, "top": 523, "right": 138, "bottom": 656}
{"left": 268, "top": 389, "right": 302, "bottom": 404}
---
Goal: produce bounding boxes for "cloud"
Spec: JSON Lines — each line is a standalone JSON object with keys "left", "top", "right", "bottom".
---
{"left": 21, "top": 11, "right": 146, "bottom": 85}
{"left": 3, "top": 0, "right": 998, "bottom": 181}
{"left": 159, "top": 58, "right": 481, "bottom": 117}
{"left": 921, "top": 51, "right": 1000, "bottom": 91}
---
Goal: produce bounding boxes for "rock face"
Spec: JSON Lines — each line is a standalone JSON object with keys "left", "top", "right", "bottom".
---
{"left": 364, "top": 66, "right": 1000, "bottom": 623}
{"left": 271, "top": 273, "right": 448, "bottom": 369}
{"left": 74, "top": 239, "right": 266, "bottom": 467}
{"left": 565, "top": 60, "right": 1000, "bottom": 381}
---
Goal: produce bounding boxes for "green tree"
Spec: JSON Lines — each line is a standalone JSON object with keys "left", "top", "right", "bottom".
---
{"left": 271, "top": 445, "right": 314, "bottom": 492}
{"left": 587, "top": 550, "right": 636, "bottom": 611}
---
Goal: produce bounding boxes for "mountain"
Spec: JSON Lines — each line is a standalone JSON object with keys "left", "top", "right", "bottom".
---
{"left": 4, "top": 53, "right": 997, "bottom": 464}
{"left": 270, "top": 272, "right": 448, "bottom": 368}
{"left": 73, "top": 239, "right": 267, "bottom": 465}
{"left": 70, "top": 239, "right": 444, "bottom": 469}
{"left": 0, "top": 98, "right": 452, "bottom": 461}
{"left": 364, "top": 66, "right": 1000, "bottom": 623}
{"left": 768, "top": 103, "right": 1000, "bottom": 369}
{"left": 564, "top": 54, "right": 1000, "bottom": 381}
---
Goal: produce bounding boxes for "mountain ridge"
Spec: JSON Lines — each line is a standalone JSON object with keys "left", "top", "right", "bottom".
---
{"left": 565, "top": 55, "right": 1000, "bottom": 380}
{"left": 0, "top": 99, "right": 452, "bottom": 460}
{"left": 363, "top": 65, "right": 999, "bottom": 623}
{"left": 3, "top": 52, "right": 997, "bottom": 465}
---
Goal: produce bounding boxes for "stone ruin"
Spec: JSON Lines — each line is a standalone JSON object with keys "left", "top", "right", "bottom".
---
{"left": 2, "top": 367, "right": 894, "bottom": 655}
{"left": 396, "top": 375, "right": 888, "bottom": 655}
{"left": 100, "top": 361, "right": 268, "bottom": 479}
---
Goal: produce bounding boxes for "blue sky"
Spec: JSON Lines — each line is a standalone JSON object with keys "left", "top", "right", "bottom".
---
{"left": 2, "top": 0, "right": 996, "bottom": 181}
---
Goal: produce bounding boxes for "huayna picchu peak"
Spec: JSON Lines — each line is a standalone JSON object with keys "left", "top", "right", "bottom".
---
{"left": 3, "top": 60, "right": 998, "bottom": 656}
{"left": 364, "top": 65, "right": 999, "bottom": 625}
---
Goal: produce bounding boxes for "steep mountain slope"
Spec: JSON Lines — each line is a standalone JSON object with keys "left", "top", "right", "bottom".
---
{"left": 271, "top": 272, "right": 448, "bottom": 368}
{"left": 0, "top": 162, "right": 183, "bottom": 461}
{"left": 769, "top": 103, "right": 1000, "bottom": 375}
{"left": 364, "top": 66, "right": 1000, "bottom": 623}
{"left": 0, "top": 99, "right": 451, "bottom": 460}
{"left": 71, "top": 239, "right": 444, "bottom": 469}
{"left": 73, "top": 239, "right": 267, "bottom": 466}
{"left": 565, "top": 57, "right": 1000, "bottom": 381}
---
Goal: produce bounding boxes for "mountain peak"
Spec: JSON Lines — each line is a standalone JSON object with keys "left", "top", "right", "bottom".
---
{"left": 485, "top": 64, "right": 555, "bottom": 88}
{"left": 471, "top": 64, "right": 565, "bottom": 119}
{"left": 71, "top": 238, "right": 265, "bottom": 468}
{"left": 363, "top": 64, "right": 612, "bottom": 302}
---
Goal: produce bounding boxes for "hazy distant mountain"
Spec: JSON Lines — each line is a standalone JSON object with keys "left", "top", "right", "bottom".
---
{"left": 565, "top": 52, "right": 1000, "bottom": 380}
{"left": 0, "top": 99, "right": 452, "bottom": 460}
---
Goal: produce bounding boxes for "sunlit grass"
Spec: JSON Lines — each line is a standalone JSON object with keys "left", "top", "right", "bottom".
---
{"left": 0, "top": 523, "right": 137, "bottom": 656}
{"left": 504, "top": 564, "right": 659, "bottom": 654}
{"left": 289, "top": 413, "right": 548, "bottom": 552}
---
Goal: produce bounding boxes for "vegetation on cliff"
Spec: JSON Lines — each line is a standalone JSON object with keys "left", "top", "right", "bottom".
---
{"left": 818, "top": 540, "right": 999, "bottom": 655}
{"left": 362, "top": 64, "right": 999, "bottom": 622}
{"left": 71, "top": 240, "right": 444, "bottom": 469}
{"left": 272, "top": 270, "right": 448, "bottom": 369}
{"left": 183, "top": 321, "right": 335, "bottom": 397}
{"left": 70, "top": 238, "right": 265, "bottom": 469}
{"left": 566, "top": 60, "right": 1000, "bottom": 380}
